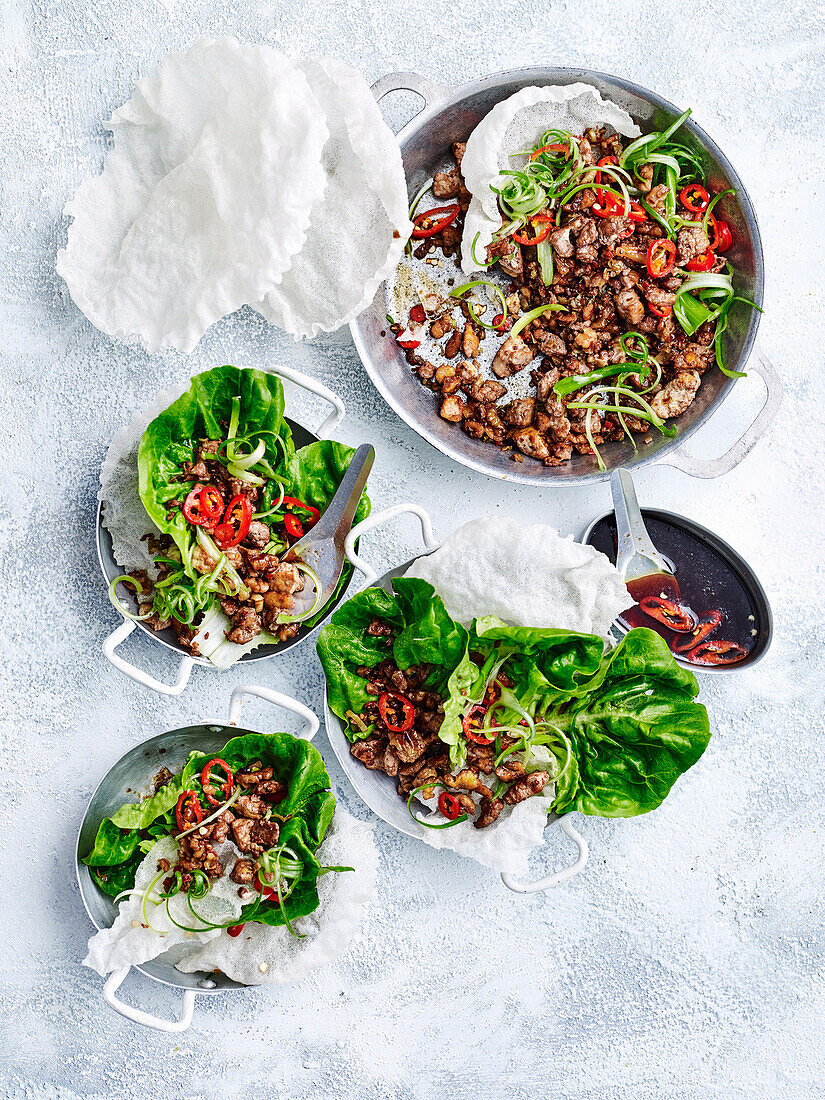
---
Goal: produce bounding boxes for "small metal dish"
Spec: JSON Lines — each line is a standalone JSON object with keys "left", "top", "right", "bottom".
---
{"left": 581, "top": 507, "right": 773, "bottom": 672}
{"left": 97, "top": 364, "right": 357, "bottom": 695}
{"left": 76, "top": 684, "right": 319, "bottom": 1032}
{"left": 321, "top": 501, "right": 590, "bottom": 895}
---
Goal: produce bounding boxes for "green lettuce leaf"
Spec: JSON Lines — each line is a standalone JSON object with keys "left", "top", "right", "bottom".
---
{"left": 90, "top": 851, "right": 145, "bottom": 897}
{"left": 548, "top": 628, "right": 710, "bottom": 817}
{"left": 137, "top": 364, "right": 294, "bottom": 559}
{"left": 473, "top": 616, "right": 605, "bottom": 695}
{"left": 317, "top": 578, "right": 470, "bottom": 743}
{"left": 83, "top": 817, "right": 144, "bottom": 868}
{"left": 184, "top": 732, "right": 331, "bottom": 819}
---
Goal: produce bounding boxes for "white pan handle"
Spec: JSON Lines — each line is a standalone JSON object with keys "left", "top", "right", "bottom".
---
{"left": 228, "top": 684, "right": 319, "bottom": 741}
{"left": 269, "top": 364, "right": 345, "bottom": 439}
{"left": 371, "top": 72, "right": 449, "bottom": 121}
{"left": 102, "top": 621, "right": 194, "bottom": 697}
{"left": 102, "top": 967, "right": 196, "bottom": 1033}
{"left": 662, "top": 346, "right": 782, "bottom": 478}
{"left": 500, "top": 817, "right": 589, "bottom": 894}
{"left": 344, "top": 503, "right": 438, "bottom": 588}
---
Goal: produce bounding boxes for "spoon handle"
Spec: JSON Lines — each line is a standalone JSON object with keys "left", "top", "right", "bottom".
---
{"left": 310, "top": 443, "right": 375, "bottom": 544}
{"left": 611, "top": 469, "right": 671, "bottom": 579}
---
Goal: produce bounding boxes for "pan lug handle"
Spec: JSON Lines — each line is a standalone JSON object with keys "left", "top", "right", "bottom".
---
{"left": 344, "top": 503, "right": 438, "bottom": 589}
{"left": 500, "top": 817, "right": 589, "bottom": 894}
{"left": 102, "top": 620, "right": 194, "bottom": 696}
{"left": 228, "top": 684, "right": 319, "bottom": 741}
{"left": 371, "top": 71, "right": 449, "bottom": 125}
{"left": 268, "top": 363, "right": 345, "bottom": 439}
{"left": 102, "top": 967, "right": 196, "bottom": 1032}
{"left": 663, "top": 346, "right": 782, "bottom": 479}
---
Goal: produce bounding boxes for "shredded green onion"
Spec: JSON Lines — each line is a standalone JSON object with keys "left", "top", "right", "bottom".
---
{"left": 406, "top": 782, "right": 468, "bottom": 829}
{"left": 276, "top": 562, "right": 323, "bottom": 625}
{"left": 107, "top": 574, "right": 154, "bottom": 622}
{"left": 449, "top": 279, "right": 508, "bottom": 330}
{"left": 509, "top": 303, "right": 564, "bottom": 339}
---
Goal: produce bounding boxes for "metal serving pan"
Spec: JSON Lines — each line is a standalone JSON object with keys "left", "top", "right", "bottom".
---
{"left": 352, "top": 67, "right": 782, "bottom": 485}
{"left": 581, "top": 506, "right": 773, "bottom": 673}
{"left": 98, "top": 364, "right": 353, "bottom": 695}
{"left": 322, "top": 502, "right": 590, "bottom": 895}
{"left": 76, "top": 684, "right": 319, "bottom": 1032}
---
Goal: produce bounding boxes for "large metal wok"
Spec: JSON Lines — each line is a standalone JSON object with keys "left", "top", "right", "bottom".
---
{"left": 351, "top": 67, "right": 781, "bottom": 484}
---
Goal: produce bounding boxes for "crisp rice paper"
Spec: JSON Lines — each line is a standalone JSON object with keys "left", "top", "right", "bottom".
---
{"left": 400, "top": 517, "right": 632, "bottom": 871}
{"left": 57, "top": 39, "right": 328, "bottom": 352}
{"left": 460, "top": 83, "right": 641, "bottom": 273}
{"left": 405, "top": 516, "right": 633, "bottom": 640}
{"left": 256, "top": 56, "right": 411, "bottom": 339}
{"left": 176, "top": 810, "right": 377, "bottom": 985}
{"left": 84, "top": 810, "right": 377, "bottom": 985}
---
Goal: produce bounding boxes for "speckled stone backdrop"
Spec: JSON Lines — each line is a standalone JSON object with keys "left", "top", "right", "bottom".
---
{"left": 2, "top": 1, "right": 824, "bottom": 1096}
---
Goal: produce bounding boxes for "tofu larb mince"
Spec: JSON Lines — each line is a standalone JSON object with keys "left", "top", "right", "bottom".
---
{"left": 346, "top": 616, "right": 551, "bottom": 828}
{"left": 128, "top": 435, "right": 317, "bottom": 657}
{"left": 393, "top": 115, "right": 749, "bottom": 469}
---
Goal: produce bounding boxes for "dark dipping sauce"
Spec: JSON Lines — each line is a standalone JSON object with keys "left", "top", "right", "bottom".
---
{"left": 586, "top": 510, "right": 761, "bottom": 667}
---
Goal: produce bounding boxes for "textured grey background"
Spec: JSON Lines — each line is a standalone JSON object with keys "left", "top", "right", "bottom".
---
{"left": 1, "top": 1, "right": 824, "bottom": 1097}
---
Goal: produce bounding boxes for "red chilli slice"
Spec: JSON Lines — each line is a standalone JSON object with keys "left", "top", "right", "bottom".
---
{"left": 672, "top": 610, "right": 723, "bottom": 652}
{"left": 637, "top": 595, "right": 698, "bottom": 633}
{"left": 684, "top": 639, "right": 749, "bottom": 665}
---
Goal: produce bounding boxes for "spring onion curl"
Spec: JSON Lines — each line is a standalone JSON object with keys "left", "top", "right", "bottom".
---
{"left": 509, "top": 303, "right": 565, "bottom": 340}
{"left": 406, "top": 781, "right": 468, "bottom": 829}
{"left": 552, "top": 359, "right": 652, "bottom": 399}
{"left": 566, "top": 384, "right": 676, "bottom": 472}
{"left": 491, "top": 169, "right": 548, "bottom": 221}
{"left": 107, "top": 574, "right": 155, "bottom": 622}
{"left": 276, "top": 562, "right": 323, "bottom": 625}
{"left": 195, "top": 527, "right": 249, "bottom": 601}
{"left": 620, "top": 107, "right": 692, "bottom": 172}
{"left": 257, "top": 844, "right": 306, "bottom": 938}
{"left": 449, "top": 280, "right": 508, "bottom": 330}
{"left": 141, "top": 869, "right": 171, "bottom": 934}
{"left": 636, "top": 196, "right": 676, "bottom": 239}
{"left": 712, "top": 294, "right": 763, "bottom": 378}
{"left": 701, "top": 187, "right": 735, "bottom": 233}
{"left": 619, "top": 331, "right": 650, "bottom": 367}
{"left": 253, "top": 486, "right": 288, "bottom": 522}
{"left": 471, "top": 231, "right": 498, "bottom": 269}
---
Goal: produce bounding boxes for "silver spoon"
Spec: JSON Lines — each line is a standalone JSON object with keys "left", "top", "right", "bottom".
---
{"left": 284, "top": 443, "right": 375, "bottom": 617}
{"left": 610, "top": 468, "right": 697, "bottom": 632}
{"left": 610, "top": 468, "right": 674, "bottom": 585}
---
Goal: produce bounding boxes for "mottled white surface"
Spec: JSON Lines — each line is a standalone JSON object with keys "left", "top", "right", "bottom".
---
{"left": 1, "top": 1, "right": 824, "bottom": 1096}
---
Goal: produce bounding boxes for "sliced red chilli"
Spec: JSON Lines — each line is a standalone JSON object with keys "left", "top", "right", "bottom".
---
{"left": 672, "top": 610, "right": 723, "bottom": 652}
{"left": 637, "top": 595, "right": 698, "bottom": 633}
{"left": 684, "top": 639, "right": 749, "bottom": 665}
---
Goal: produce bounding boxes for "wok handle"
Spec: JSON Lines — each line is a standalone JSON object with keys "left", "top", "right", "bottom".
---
{"left": 371, "top": 72, "right": 449, "bottom": 122}
{"left": 663, "top": 346, "right": 782, "bottom": 479}
{"left": 102, "top": 967, "right": 196, "bottom": 1033}
{"left": 500, "top": 817, "right": 589, "bottom": 894}
{"left": 228, "top": 684, "right": 319, "bottom": 741}
{"left": 102, "top": 620, "right": 194, "bottom": 697}
{"left": 268, "top": 363, "right": 345, "bottom": 439}
{"left": 344, "top": 503, "right": 438, "bottom": 589}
